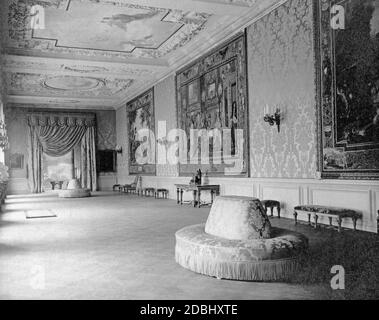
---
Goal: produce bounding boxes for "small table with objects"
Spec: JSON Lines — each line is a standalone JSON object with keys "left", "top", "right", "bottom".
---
{"left": 175, "top": 184, "right": 220, "bottom": 208}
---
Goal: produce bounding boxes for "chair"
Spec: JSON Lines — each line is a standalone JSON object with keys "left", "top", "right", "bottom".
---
{"left": 155, "top": 188, "right": 168, "bottom": 199}
{"left": 141, "top": 187, "right": 155, "bottom": 197}
{"left": 112, "top": 184, "right": 121, "bottom": 191}
{"left": 123, "top": 176, "right": 140, "bottom": 194}
{"left": 261, "top": 200, "right": 281, "bottom": 218}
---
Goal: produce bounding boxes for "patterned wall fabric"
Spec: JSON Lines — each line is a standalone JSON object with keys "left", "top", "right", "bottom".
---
{"left": 155, "top": 75, "right": 179, "bottom": 177}
{"left": 96, "top": 110, "right": 117, "bottom": 150}
{"left": 247, "top": 0, "right": 318, "bottom": 178}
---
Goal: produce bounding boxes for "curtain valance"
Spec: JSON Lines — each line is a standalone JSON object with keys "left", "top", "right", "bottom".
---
{"left": 30, "top": 125, "right": 87, "bottom": 157}
{"left": 27, "top": 111, "right": 97, "bottom": 193}
{"left": 27, "top": 113, "right": 96, "bottom": 128}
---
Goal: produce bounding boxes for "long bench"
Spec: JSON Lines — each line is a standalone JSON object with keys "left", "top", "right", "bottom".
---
{"left": 293, "top": 205, "right": 362, "bottom": 232}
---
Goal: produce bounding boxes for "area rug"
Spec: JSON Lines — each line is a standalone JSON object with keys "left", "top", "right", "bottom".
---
{"left": 25, "top": 209, "right": 57, "bottom": 219}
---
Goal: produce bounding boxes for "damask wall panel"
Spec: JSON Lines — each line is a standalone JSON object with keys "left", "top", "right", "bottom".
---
{"left": 247, "top": 0, "right": 318, "bottom": 179}
{"left": 155, "top": 75, "right": 179, "bottom": 177}
{"left": 96, "top": 110, "right": 116, "bottom": 150}
{"left": 0, "top": 36, "right": 6, "bottom": 111}
{"left": 116, "top": 106, "right": 129, "bottom": 180}
{"left": 3, "top": 107, "right": 28, "bottom": 180}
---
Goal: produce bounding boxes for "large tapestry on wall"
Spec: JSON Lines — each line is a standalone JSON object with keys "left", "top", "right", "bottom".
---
{"left": 318, "top": 0, "right": 379, "bottom": 179}
{"left": 127, "top": 88, "right": 155, "bottom": 175}
{"left": 176, "top": 34, "right": 248, "bottom": 176}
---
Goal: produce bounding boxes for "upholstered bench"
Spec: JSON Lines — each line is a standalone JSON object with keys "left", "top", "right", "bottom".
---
{"left": 293, "top": 205, "right": 362, "bottom": 232}
{"left": 261, "top": 200, "right": 281, "bottom": 218}
{"left": 175, "top": 196, "right": 308, "bottom": 281}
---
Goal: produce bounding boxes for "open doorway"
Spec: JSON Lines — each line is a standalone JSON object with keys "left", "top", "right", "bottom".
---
{"left": 42, "top": 151, "right": 74, "bottom": 192}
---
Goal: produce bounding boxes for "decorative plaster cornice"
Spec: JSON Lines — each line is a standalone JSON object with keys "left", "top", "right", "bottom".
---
{"left": 2, "top": 0, "right": 289, "bottom": 110}
{"left": 4, "top": 0, "right": 210, "bottom": 60}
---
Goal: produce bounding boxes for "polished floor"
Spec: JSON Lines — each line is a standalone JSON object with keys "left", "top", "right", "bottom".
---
{"left": 0, "top": 192, "right": 327, "bottom": 300}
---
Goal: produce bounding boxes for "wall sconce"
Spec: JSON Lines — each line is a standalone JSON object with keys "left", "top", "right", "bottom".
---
{"left": 263, "top": 105, "right": 281, "bottom": 133}
{"left": 115, "top": 145, "right": 123, "bottom": 154}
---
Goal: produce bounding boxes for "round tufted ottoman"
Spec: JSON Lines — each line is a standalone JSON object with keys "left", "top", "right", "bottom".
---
{"left": 175, "top": 196, "right": 308, "bottom": 281}
{"left": 175, "top": 224, "right": 307, "bottom": 281}
{"left": 59, "top": 188, "right": 91, "bottom": 198}
{"left": 58, "top": 179, "right": 91, "bottom": 198}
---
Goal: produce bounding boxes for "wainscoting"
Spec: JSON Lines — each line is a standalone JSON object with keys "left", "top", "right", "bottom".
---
{"left": 98, "top": 174, "right": 117, "bottom": 191}
{"left": 117, "top": 175, "right": 379, "bottom": 233}
{"left": 7, "top": 178, "right": 29, "bottom": 195}
{"left": 8, "top": 174, "right": 117, "bottom": 194}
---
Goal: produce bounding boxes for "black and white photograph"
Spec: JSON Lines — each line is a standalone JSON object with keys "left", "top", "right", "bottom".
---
{"left": 0, "top": 0, "right": 378, "bottom": 308}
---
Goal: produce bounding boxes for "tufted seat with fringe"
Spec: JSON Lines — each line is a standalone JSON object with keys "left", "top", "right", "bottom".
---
{"left": 59, "top": 179, "right": 90, "bottom": 198}
{"left": 175, "top": 196, "right": 308, "bottom": 281}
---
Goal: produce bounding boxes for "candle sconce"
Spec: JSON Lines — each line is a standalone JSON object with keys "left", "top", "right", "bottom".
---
{"left": 263, "top": 107, "right": 281, "bottom": 133}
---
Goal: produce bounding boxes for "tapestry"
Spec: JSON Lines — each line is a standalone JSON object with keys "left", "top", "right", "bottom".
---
{"left": 176, "top": 34, "right": 248, "bottom": 176}
{"left": 127, "top": 88, "right": 155, "bottom": 175}
{"left": 318, "top": 0, "right": 379, "bottom": 179}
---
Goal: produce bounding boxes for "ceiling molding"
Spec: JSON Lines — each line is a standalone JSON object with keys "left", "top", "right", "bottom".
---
{"left": 7, "top": 102, "right": 115, "bottom": 111}
{"left": 7, "top": 95, "right": 118, "bottom": 110}
{"left": 2, "top": 0, "right": 287, "bottom": 111}
{"left": 115, "top": 0, "right": 286, "bottom": 109}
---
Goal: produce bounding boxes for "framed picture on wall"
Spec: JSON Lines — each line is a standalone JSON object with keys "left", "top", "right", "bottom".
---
{"left": 9, "top": 153, "right": 24, "bottom": 170}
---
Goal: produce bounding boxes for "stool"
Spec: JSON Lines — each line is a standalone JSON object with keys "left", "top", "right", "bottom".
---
{"left": 112, "top": 184, "right": 121, "bottom": 191}
{"left": 261, "top": 200, "right": 281, "bottom": 218}
{"left": 142, "top": 187, "right": 155, "bottom": 197}
{"left": 155, "top": 188, "right": 168, "bottom": 199}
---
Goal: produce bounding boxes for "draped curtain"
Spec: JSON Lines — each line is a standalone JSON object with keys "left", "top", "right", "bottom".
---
{"left": 74, "top": 127, "right": 97, "bottom": 191}
{"left": 27, "top": 113, "right": 97, "bottom": 193}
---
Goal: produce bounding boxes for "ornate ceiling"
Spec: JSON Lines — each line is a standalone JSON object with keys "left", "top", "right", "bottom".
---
{"left": 1, "top": 0, "right": 285, "bottom": 110}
